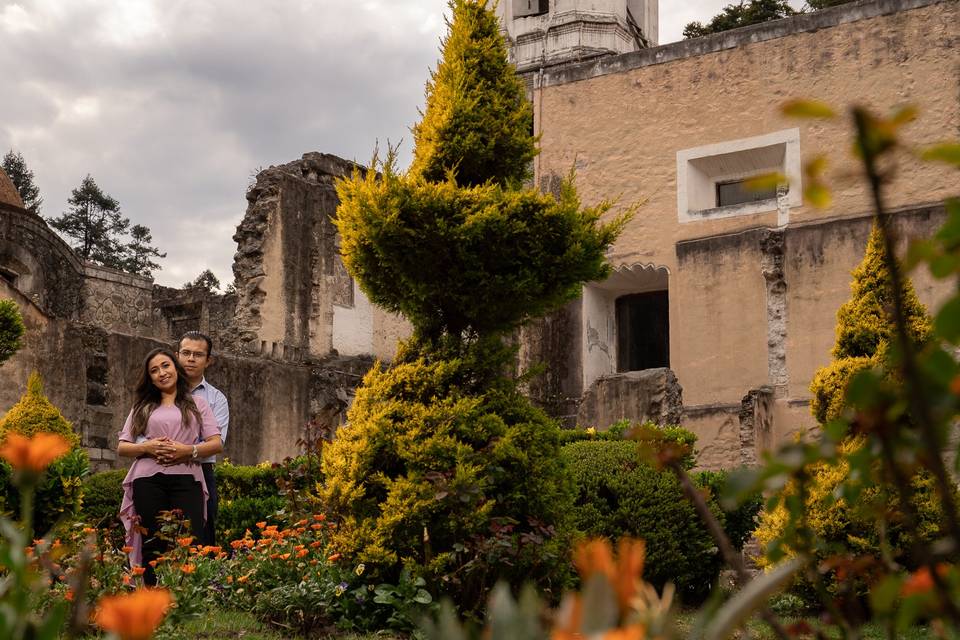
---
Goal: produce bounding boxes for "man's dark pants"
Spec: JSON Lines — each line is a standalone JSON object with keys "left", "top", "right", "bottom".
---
{"left": 201, "top": 462, "right": 218, "bottom": 546}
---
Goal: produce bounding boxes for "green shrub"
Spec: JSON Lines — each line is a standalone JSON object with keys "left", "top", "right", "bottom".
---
{"left": 694, "top": 469, "right": 762, "bottom": 550}
{"left": 217, "top": 495, "right": 286, "bottom": 542}
{"left": 322, "top": 338, "right": 576, "bottom": 614}
{"left": 0, "top": 298, "right": 25, "bottom": 365}
{"left": 0, "top": 372, "right": 86, "bottom": 533}
{"left": 562, "top": 440, "right": 722, "bottom": 603}
{"left": 754, "top": 438, "right": 955, "bottom": 603}
{"left": 560, "top": 420, "right": 698, "bottom": 469}
{"left": 216, "top": 461, "right": 281, "bottom": 501}
{"left": 79, "top": 469, "right": 125, "bottom": 528}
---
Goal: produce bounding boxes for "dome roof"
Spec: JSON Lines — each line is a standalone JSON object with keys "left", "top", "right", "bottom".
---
{"left": 0, "top": 167, "right": 25, "bottom": 209}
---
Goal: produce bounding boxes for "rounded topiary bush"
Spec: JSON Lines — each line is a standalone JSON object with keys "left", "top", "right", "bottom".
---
{"left": 0, "top": 372, "right": 87, "bottom": 533}
{"left": 562, "top": 439, "right": 722, "bottom": 603}
{"left": 322, "top": 338, "right": 575, "bottom": 612}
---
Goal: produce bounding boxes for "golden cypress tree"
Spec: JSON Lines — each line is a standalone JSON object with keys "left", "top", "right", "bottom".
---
{"left": 409, "top": 0, "right": 536, "bottom": 188}
{"left": 810, "top": 224, "right": 931, "bottom": 423}
{"left": 0, "top": 372, "right": 80, "bottom": 448}
{"left": 326, "top": 0, "right": 628, "bottom": 613}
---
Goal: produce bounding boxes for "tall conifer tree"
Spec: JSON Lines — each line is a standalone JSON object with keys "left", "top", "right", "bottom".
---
{"left": 324, "top": 0, "right": 628, "bottom": 613}
{"left": 2, "top": 150, "right": 43, "bottom": 214}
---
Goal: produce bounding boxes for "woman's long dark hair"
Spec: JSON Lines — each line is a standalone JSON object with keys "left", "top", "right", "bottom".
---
{"left": 129, "top": 347, "right": 203, "bottom": 440}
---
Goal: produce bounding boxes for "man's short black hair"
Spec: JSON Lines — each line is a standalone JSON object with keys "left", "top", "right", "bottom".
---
{"left": 178, "top": 331, "right": 214, "bottom": 357}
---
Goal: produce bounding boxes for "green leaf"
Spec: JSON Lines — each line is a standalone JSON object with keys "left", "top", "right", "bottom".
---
{"left": 414, "top": 589, "right": 433, "bottom": 604}
{"left": 920, "top": 143, "right": 960, "bottom": 167}
{"left": 743, "top": 172, "right": 787, "bottom": 193}
{"left": 804, "top": 183, "right": 832, "bottom": 208}
{"left": 935, "top": 296, "right": 960, "bottom": 343}
{"left": 781, "top": 99, "right": 837, "bottom": 119}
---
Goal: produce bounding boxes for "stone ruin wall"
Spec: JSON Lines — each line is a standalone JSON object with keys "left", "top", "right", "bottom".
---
{"left": 0, "top": 153, "right": 410, "bottom": 470}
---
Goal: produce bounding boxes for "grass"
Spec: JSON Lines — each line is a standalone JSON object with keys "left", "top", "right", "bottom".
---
{"left": 164, "top": 610, "right": 405, "bottom": 639}
{"left": 674, "top": 612, "right": 939, "bottom": 640}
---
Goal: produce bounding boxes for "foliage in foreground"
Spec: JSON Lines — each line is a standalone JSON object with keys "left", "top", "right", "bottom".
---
{"left": 0, "top": 373, "right": 87, "bottom": 535}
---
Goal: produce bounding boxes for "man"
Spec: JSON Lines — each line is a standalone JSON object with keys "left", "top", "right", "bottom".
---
{"left": 174, "top": 331, "right": 229, "bottom": 546}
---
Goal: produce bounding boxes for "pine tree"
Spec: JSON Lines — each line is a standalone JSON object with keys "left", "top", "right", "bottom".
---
{"left": 123, "top": 224, "right": 166, "bottom": 277}
{"left": 183, "top": 269, "right": 220, "bottom": 293}
{"left": 683, "top": 0, "right": 796, "bottom": 39}
{"left": 49, "top": 175, "right": 130, "bottom": 269}
{"left": 324, "top": 0, "right": 628, "bottom": 613}
{"left": 2, "top": 150, "right": 43, "bottom": 214}
{"left": 810, "top": 224, "right": 931, "bottom": 423}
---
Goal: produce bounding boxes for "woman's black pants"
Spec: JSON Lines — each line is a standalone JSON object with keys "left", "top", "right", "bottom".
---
{"left": 132, "top": 473, "right": 204, "bottom": 586}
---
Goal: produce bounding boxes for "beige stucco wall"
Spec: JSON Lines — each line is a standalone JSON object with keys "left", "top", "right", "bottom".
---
{"left": 531, "top": 0, "right": 960, "bottom": 461}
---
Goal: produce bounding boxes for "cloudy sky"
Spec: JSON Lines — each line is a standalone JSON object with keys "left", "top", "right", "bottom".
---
{"left": 0, "top": 0, "right": 800, "bottom": 288}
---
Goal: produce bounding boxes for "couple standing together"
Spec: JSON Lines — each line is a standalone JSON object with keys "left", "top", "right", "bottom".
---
{"left": 116, "top": 332, "right": 230, "bottom": 585}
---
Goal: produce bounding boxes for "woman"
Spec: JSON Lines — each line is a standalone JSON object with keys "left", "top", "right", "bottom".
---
{"left": 117, "top": 347, "right": 222, "bottom": 585}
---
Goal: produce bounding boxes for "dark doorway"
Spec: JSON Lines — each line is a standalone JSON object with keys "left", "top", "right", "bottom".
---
{"left": 616, "top": 290, "right": 669, "bottom": 372}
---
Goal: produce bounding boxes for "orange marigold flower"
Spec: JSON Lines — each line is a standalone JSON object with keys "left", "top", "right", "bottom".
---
{"left": 83, "top": 527, "right": 96, "bottom": 534}
{"left": 255, "top": 521, "right": 266, "bottom": 529}
{"left": 226, "top": 575, "right": 233, "bottom": 584}
{"left": 94, "top": 588, "right": 173, "bottom": 640}
{"left": 65, "top": 589, "right": 75, "bottom": 602}
{"left": 132, "top": 567, "right": 146, "bottom": 576}
{"left": 902, "top": 565, "right": 950, "bottom": 597}
{"left": 311, "top": 524, "right": 323, "bottom": 530}
{"left": 327, "top": 553, "right": 341, "bottom": 563}
{"left": 313, "top": 514, "right": 326, "bottom": 522}
{"left": 123, "top": 574, "right": 132, "bottom": 586}
{"left": 231, "top": 540, "right": 245, "bottom": 549}
{"left": 0, "top": 432, "right": 71, "bottom": 473}
{"left": 279, "top": 553, "right": 291, "bottom": 560}
{"left": 237, "top": 575, "right": 249, "bottom": 584}
{"left": 297, "top": 549, "right": 308, "bottom": 558}
{"left": 180, "top": 564, "right": 196, "bottom": 574}
{"left": 122, "top": 546, "right": 134, "bottom": 554}
{"left": 148, "top": 561, "right": 158, "bottom": 568}
{"left": 176, "top": 537, "right": 193, "bottom": 548}
{"left": 296, "top": 519, "right": 308, "bottom": 526}
{"left": 310, "top": 540, "right": 323, "bottom": 548}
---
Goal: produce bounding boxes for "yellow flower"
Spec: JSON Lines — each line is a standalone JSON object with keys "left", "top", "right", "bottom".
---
{"left": 0, "top": 432, "right": 71, "bottom": 473}
{"left": 355, "top": 563, "right": 365, "bottom": 576}
{"left": 94, "top": 588, "right": 173, "bottom": 640}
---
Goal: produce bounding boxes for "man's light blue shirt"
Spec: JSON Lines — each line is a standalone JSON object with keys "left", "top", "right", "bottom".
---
{"left": 191, "top": 377, "right": 229, "bottom": 464}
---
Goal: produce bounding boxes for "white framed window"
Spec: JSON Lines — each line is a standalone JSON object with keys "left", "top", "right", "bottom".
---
{"left": 677, "top": 128, "right": 801, "bottom": 223}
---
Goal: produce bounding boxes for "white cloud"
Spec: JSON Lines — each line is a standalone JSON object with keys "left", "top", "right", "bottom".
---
{"left": 0, "top": 0, "right": 804, "bottom": 287}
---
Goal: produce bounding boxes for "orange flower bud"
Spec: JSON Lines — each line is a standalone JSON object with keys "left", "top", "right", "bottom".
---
{"left": 94, "top": 588, "right": 173, "bottom": 640}
{"left": 0, "top": 432, "right": 71, "bottom": 473}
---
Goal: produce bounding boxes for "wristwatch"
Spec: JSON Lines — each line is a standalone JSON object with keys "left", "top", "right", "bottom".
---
{"left": 191, "top": 445, "right": 199, "bottom": 460}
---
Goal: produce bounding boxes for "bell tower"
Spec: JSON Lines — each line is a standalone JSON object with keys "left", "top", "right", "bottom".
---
{"left": 496, "top": 0, "right": 658, "bottom": 74}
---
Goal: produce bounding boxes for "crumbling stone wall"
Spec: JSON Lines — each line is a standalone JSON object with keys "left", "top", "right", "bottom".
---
{"left": 0, "top": 203, "right": 84, "bottom": 319}
{"left": 81, "top": 264, "right": 157, "bottom": 335}
{"left": 576, "top": 368, "right": 683, "bottom": 429}
{"left": 229, "top": 152, "right": 361, "bottom": 361}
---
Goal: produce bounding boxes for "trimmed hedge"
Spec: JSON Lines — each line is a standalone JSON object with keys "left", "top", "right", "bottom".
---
{"left": 78, "top": 462, "right": 292, "bottom": 542}
{"left": 562, "top": 439, "right": 722, "bottom": 603}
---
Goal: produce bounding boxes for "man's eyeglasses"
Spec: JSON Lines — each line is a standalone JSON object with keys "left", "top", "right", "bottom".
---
{"left": 178, "top": 349, "right": 208, "bottom": 360}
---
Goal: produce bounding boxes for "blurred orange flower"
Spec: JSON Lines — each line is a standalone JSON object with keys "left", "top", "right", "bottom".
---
{"left": 0, "top": 432, "right": 71, "bottom": 473}
{"left": 132, "top": 567, "right": 146, "bottom": 576}
{"left": 180, "top": 564, "right": 196, "bottom": 574}
{"left": 94, "top": 588, "right": 173, "bottom": 640}
{"left": 176, "top": 537, "right": 193, "bottom": 548}
{"left": 327, "top": 553, "right": 342, "bottom": 562}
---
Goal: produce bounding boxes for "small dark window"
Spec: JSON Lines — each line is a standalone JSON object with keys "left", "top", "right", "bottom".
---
{"left": 716, "top": 179, "right": 777, "bottom": 207}
{"left": 0, "top": 266, "right": 18, "bottom": 287}
{"left": 616, "top": 290, "right": 669, "bottom": 372}
{"left": 514, "top": 0, "right": 548, "bottom": 18}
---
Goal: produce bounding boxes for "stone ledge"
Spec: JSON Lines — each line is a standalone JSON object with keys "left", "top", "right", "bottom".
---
{"left": 538, "top": 0, "right": 951, "bottom": 87}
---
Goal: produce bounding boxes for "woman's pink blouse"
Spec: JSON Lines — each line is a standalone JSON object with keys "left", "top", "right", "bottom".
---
{"left": 118, "top": 398, "right": 220, "bottom": 565}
